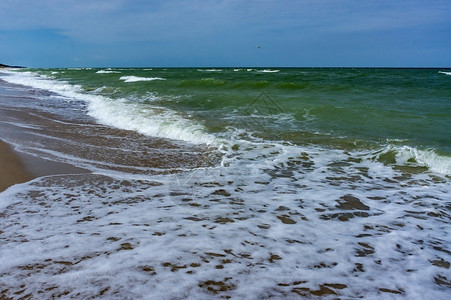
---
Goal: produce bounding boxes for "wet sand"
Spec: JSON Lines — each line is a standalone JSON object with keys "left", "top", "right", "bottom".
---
{"left": 0, "top": 139, "right": 32, "bottom": 192}
{"left": 0, "top": 138, "right": 89, "bottom": 192}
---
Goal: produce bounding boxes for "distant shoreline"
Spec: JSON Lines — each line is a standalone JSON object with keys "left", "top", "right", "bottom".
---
{"left": 0, "top": 63, "right": 25, "bottom": 69}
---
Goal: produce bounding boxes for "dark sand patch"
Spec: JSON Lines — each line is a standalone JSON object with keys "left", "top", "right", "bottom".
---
{"left": 0, "top": 139, "right": 32, "bottom": 192}
{"left": 0, "top": 139, "right": 88, "bottom": 192}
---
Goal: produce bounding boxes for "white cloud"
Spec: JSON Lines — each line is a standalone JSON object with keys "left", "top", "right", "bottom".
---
{"left": 0, "top": 0, "right": 450, "bottom": 44}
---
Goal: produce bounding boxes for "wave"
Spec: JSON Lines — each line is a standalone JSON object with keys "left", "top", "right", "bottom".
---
{"left": 438, "top": 71, "right": 451, "bottom": 76}
{"left": 197, "top": 69, "right": 223, "bottom": 72}
{"left": 96, "top": 70, "right": 121, "bottom": 74}
{"left": 371, "top": 145, "right": 451, "bottom": 176}
{"left": 258, "top": 69, "right": 280, "bottom": 73}
{"left": 0, "top": 70, "right": 215, "bottom": 145}
{"left": 223, "top": 137, "right": 451, "bottom": 177}
{"left": 120, "top": 76, "right": 165, "bottom": 82}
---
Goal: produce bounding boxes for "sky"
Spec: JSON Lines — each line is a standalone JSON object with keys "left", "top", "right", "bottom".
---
{"left": 1, "top": 0, "right": 450, "bottom": 68}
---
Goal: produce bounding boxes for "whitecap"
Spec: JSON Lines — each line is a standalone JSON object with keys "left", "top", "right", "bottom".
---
{"left": 96, "top": 70, "right": 121, "bottom": 74}
{"left": 370, "top": 144, "right": 451, "bottom": 176}
{"left": 119, "top": 76, "right": 165, "bottom": 82}
{"left": 393, "top": 145, "right": 451, "bottom": 175}
{"left": 197, "top": 69, "right": 223, "bottom": 72}
{"left": 258, "top": 69, "right": 280, "bottom": 73}
{"left": 0, "top": 70, "right": 214, "bottom": 145}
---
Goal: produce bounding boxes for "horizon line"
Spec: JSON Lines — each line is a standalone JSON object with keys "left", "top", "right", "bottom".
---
{"left": 3, "top": 65, "right": 451, "bottom": 70}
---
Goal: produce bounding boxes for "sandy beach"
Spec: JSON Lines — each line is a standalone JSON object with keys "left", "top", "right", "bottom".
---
{"left": 0, "top": 139, "right": 32, "bottom": 192}
{"left": 0, "top": 138, "right": 91, "bottom": 193}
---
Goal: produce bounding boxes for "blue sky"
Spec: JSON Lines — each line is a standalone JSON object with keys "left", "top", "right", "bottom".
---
{"left": 1, "top": 0, "right": 450, "bottom": 67}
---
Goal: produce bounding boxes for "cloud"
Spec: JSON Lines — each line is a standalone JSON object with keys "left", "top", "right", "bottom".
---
{"left": 322, "top": 1, "right": 451, "bottom": 33}
{"left": 1, "top": 0, "right": 450, "bottom": 67}
{"left": 1, "top": 0, "right": 450, "bottom": 43}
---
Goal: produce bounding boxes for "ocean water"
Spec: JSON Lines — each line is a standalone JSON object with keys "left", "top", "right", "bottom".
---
{"left": 0, "top": 68, "right": 450, "bottom": 298}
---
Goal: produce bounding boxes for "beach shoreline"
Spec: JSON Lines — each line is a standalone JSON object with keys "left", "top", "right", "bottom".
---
{"left": 0, "top": 79, "right": 89, "bottom": 193}
{"left": 0, "top": 68, "right": 449, "bottom": 299}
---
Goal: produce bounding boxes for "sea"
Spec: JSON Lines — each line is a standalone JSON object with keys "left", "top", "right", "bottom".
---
{"left": 0, "top": 68, "right": 450, "bottom": 299}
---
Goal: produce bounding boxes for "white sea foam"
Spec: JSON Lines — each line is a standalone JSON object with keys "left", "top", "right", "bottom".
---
{"left": 96, "top": 70, "right": 121, "bottom": 74}
{"left": 438, "top": 71, "right": 451, "bottom": 75}
{"left": 0, "top": 70, "right": 214, "bottom": 145}
{"left": 385, "top": 145, "right": 451, "bottom": 175}
{"left": 198, "top": 69, "right": 223, "bottom": 72}
{"left": 87, "top": 97, "right": 215, "bottom": 145}
{"left": 120, "top": 76, "right": 165, "bottom": 82}
{"left": 258, "top": 69, "right": 280, "bottom": 73}
{"left": 1, "top": 70, "right": 85, "bottom": 96}
{"left": 0, "top": 136, "right": 449, "bottom": 298}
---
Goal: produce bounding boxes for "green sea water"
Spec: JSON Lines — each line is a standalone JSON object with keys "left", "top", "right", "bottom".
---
{"left": 2, "top": 67, "right": 451, "bottom": 175}
{"left": 37, "top": 68, "right": 451, "bottom": 153}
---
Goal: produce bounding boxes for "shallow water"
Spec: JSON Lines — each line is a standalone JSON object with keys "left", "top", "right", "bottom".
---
{"left": 0, "top": 68, "right": 450, "bottom": 299}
